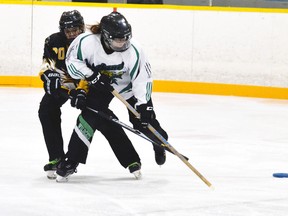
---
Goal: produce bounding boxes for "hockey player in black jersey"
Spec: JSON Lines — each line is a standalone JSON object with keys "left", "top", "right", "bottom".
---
{"left": 38, "top": 10, "right": 86, "bottom": 179}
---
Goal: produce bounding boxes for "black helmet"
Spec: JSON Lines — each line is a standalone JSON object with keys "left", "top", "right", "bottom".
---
{"left": 100, "top": 12, "right": 132, "bottom": 52}
{"left": 59, "top": 10, "right": 84, "bottom": 33}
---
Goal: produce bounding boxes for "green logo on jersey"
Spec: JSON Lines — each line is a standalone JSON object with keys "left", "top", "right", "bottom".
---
{"left": 102, "top": 70, "right": 124, "bottom": 85}
{"left": 90, "top": 62, "right": 125, "bottom": 85}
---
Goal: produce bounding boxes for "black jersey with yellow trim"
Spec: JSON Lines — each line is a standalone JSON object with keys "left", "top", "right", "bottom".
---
{"left": 43, "top": 32, "right": 69, "bottom": 72}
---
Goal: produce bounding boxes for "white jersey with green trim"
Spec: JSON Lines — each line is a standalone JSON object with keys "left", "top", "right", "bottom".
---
{"left": 66, "top": 32, "right": 153, "bottom": 107}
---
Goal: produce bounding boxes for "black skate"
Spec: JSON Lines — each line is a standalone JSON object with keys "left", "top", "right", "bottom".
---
{"left": 154, "top": 147, "right": 166, "bottom": 166}
{"left": 128, "top": 162, "right": 142, "bottom": 180}
{"left": 56, "top": 159, "right": 79, "bottom": 182}
{"left": 43, "top": 158, "right": 62, "bottom": 180}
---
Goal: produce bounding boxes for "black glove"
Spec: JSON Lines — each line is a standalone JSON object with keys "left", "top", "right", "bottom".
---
{"left": 40, "top": 70, "right": 61, "bottom": 96}
{"left": 87, "top": 72, "right": 113, "bottom": 92}
{"left": 69, "top": 88, "right": 87, "bottom": 110}
{"left": 137, "top": 104, "right": 155, "bottom": 128}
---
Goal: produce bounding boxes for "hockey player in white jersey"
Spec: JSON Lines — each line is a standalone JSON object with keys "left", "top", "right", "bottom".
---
{"left": 56, "top": 11, "right": 168, "bottom": 181}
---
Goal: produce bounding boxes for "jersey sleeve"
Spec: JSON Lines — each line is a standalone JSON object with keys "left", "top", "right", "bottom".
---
{"left": 43, "top": 36, "right": 57, "bottom": 61}
{"left": 129, "top": 44, "right": 153, "bottom": 107}
{"left": 40, "top": 36, "right": 57, "bottom": 73}
{"left": 65, "top": 34, "right": 94, "bottom": 80}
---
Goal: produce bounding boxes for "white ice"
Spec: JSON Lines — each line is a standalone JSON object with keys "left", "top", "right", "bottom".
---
{"left": 0, "top": 87, "right": 287, "bottom": 216}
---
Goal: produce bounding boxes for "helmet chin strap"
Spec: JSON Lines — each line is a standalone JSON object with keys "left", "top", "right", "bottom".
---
{"left": 101, "top": 37, "right": 114, "bottom": 54}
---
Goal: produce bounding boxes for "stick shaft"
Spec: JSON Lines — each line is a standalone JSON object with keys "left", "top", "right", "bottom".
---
{"left": 111, "top": 90, "right": 213, "bottom": 188}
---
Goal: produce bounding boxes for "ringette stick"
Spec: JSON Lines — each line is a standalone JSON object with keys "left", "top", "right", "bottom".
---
{"left": 85, "top": 106, "right": 189, "bottom": 160}
{"left": 111, "top": 89, "right": 213, "bottom": 188}
{"left": 67, "top": 87, "right": 188, "bottom": 160}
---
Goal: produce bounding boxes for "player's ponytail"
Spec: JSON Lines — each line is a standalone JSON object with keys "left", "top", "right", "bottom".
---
{"left": 88, "top": 23, "right": 101, "bottom": 34}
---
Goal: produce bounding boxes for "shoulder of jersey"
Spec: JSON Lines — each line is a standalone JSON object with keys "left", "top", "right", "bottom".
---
{"left": 77, "top": 33, "right": 101, "bottom": 47}
{"left": 49, "top": 32, "right": 65, "bottom": 40}
{"left": 45, "top": 32, "right": 66, "bottom": 45}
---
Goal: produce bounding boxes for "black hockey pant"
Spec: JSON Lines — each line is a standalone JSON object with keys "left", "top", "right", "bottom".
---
{"left": 38, "top": 92, "right": 68, "bottom": 161}
{"left": 126, "top": 97, "right": 168, "bottom": 153}
{"left": 65, "top": 108, "right": 141, "bottom": 168}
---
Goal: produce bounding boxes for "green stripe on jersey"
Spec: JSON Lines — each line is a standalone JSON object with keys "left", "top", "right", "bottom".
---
{"left": 130, "top": 44, "right": 140, "bottom": 80}
{"left": 119, "top": 82, "right": 132, "bottom": 94}
{"left": 67, "top": 63, "right": 85, "bottom": 79}
{"left": 77, "top": 34, "right": 93, "bottom": 61}
{"left": 146, "top": 82, "right": 152, "bottom": 101}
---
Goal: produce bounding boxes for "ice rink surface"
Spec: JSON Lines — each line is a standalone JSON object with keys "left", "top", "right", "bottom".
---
{"left": 0, "top": 87, "right": 287, "bottom": 216}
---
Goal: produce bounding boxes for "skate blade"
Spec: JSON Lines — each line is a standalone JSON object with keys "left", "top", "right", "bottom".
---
{"left": 46, "top": 171, "right": 57, "bottom": 180}
{"left": 132, "top": 170, "right": 142, "bottom": 180}
{"left": 56, "top": 175, "right": 69, "bottom": 183}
